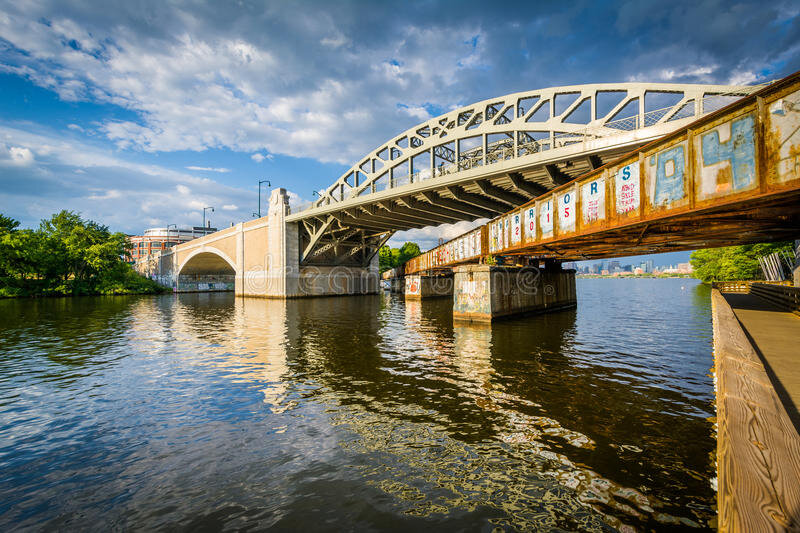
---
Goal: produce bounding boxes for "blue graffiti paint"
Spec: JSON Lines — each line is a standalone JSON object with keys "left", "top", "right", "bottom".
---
{"left": 651, "top": 146, "right": 686, "bottom": 206}
{"left": 701, "top": 114, "right": 755, "bottom": 192}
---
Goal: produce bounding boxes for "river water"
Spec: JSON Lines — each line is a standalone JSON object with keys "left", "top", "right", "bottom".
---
{"left": 0, "top": 278, "right": 716, "bottom": 531}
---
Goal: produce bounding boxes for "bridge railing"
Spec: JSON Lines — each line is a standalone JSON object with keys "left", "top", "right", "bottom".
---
{"left": 398, "top": 71, "right": 799, "bottom": 275}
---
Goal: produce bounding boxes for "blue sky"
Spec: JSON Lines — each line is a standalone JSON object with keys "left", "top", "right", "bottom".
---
{"left": 1, "top": 0, "right": 798, "bottom": 263}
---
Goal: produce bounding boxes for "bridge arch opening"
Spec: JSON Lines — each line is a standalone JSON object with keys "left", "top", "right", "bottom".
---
{"left": 177, "top": 251, "right": 236, "bottom": 292}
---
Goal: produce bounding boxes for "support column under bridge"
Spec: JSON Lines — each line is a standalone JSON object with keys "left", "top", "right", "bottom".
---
{"left": 404, "top": 272, "right": 454, "bottom": 299}
{"left": 452, "top": 264, "right": 576, "bottom": 322}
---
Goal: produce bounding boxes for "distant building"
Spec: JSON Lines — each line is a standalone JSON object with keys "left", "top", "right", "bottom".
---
{"left": 127, "top": 226, "right": 217, "bottom": 263}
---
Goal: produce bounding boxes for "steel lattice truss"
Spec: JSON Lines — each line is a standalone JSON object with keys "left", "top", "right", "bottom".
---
{"left": 291, "top": 82, "right": 760, "bottom": 266}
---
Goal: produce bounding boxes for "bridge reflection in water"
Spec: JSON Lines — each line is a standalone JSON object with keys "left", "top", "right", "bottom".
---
{"left": 161, "top": 281, "right": 712, "bottom": 529}
{"left": 0, "top": 280, "right": 715, "bottom": 530}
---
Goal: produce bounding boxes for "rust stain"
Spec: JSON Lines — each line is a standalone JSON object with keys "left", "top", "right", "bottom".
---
{"left": 789, "top": 143, "right": 800, "bottom": 181}
{"left": 763, "top": 112, "right": 781, "bottom": 183}
{"left": 715, "top": 165, "right": 733, "bottom": 194}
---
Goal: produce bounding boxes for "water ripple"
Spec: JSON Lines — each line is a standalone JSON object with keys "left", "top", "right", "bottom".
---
{"left": 0, "top": 279, "right": 715, "bottom": 531}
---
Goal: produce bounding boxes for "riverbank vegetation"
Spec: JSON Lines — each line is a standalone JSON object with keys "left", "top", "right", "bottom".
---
{"left": 690, "top": 242, "right": 794, "bottom": 282}
{"left": 0, "top": 211, "right": 167, "bottom": 298}
{"left": 379, "top": 242, "right": 421, "bottom": 272}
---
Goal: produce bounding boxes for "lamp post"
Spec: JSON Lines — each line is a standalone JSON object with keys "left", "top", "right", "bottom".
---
{"left": 202, "top": 207, "right": 214, "bottom": 235}
{"left": 257, "top": 179, "right": 271, "bottom": 218}
{"left": 166, "top": 223, "right": 177, "bottom": 248}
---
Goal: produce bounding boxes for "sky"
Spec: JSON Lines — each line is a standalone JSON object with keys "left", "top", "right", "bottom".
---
{"left": 1, "top": 0, "right": 798, "bottom": 263}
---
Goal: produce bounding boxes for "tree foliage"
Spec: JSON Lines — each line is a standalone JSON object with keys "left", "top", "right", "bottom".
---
{"left": 378, "top": 242, "right": 422, "bottom": 272}
{"left": 0, "top": 211, "right": 166, "bottom": 297}
{"left": 690, "top": 241, "right": 795, "bottom": 282}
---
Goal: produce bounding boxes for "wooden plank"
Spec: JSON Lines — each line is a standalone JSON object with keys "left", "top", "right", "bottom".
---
{"left": 712, "top": 289, "right": 800, "bottom": 532}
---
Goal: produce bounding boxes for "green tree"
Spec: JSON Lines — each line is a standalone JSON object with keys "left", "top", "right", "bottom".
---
{"left": 0, "top": 210, "right": 158, "bottom": 297}
{"left": 377, "top": 242, "right": 423, "bottom": 272}
{"left": 379, "top": 245, "right": 394, "bottom": 272}
{"left": 398, "top": 242, "right": 421, "bottom": 264}
{"left": 690, "top": 242, "right": 794, "bottom": 282}
{"left": 0, "top": 214, "right": 19, "bottom": 233}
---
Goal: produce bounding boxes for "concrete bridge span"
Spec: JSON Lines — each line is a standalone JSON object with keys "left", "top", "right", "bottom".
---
{"left": 136, "top": 190, "right": 380, "bottom": 297}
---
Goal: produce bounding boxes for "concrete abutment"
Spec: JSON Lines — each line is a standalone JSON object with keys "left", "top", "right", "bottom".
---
{"left": 404, "top": 273, "right": 454, "bottom": 299}
{"left": 452, "top": 265, "right": 576, "bottom": 322}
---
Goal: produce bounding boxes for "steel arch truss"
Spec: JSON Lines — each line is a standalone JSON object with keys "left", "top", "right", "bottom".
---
{"left": 295, "top": 81, "right": 760, "bottom": 265}
{"left": 299, "top": 216, "right": 391, "bottom": 267}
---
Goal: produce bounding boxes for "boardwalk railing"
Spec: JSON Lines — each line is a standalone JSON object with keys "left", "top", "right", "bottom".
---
{"left": 711, "top": 280, "right": 799, "bottom": 315}
{"left": 750, "top": 282, "right": 800, "bottom": 316}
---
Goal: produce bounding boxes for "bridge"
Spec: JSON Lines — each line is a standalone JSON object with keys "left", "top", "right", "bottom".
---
{"left": 138, "top": 79, "right": 782, "bottom": 295}
{"left": 394, "top": 71, "right": 800, "bottom": 274}
{"left": 137, "top": 72, "right": 800, "bottom": 306}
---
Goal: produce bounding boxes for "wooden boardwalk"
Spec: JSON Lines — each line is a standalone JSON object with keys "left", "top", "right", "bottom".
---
{"left": 713, "top": 289, "right": 800, "bottom": 532}
{"left": 725, "top": 292, "right": 800, "bottom": 431}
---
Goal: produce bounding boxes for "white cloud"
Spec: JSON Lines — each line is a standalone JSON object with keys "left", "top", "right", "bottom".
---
{"left": 626, "top": 63, "right": 719, "bottom": 83}
{"left": 727, "top": 70, "right": 759, "bottom": 86}
{"left": 0, "top": 124, "right": 261, "bottom": 232}
{"left": 320, "top": 33, "right": 348, "bottom": 48}
{"left": 87, "top": 189, "right": 122, "bottom": 200}
{"left": 186, "top": 166, "right": 231, "bottom": 172}
{"left": 0, "top": 7, "right": 491, "bottom": 165}
{"left": 286, "top": 190, "right": 311, "bottom": 213}
{"left": 387, "top": 218, "right": 487, "bottom": 250}
{"left": 0, "top": 145, "right": 35, "bottom": 166}
{"left": 659, "top": 65, "right": 716, "bottom": 81}
{"left": 251, "top": 152, "right": 274, "bottom": 163}
{"left": 399, "top": 105, "right": 430, "bottom": 120}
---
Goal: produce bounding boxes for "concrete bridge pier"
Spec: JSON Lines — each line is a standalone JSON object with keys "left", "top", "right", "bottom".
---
{"left": 452, "top": 263, "right": 576, "bottom": 322}
{"left": 404, "top": 272, "right": 454, "bottom": 299}
{"left": 389, "top": 278, "right": 405, "bottom": 294}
